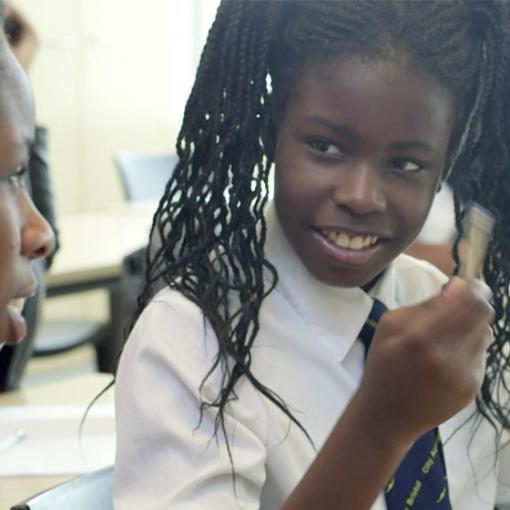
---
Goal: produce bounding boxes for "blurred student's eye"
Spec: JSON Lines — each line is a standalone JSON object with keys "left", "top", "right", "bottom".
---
{"left": 6, "top": 164, "right": 28, "bottom": 189}
{"left": 307, "top": 139, "right": 345, "bottom": 158}
{"left": 391, "top": 159, "right": 424, "bottom": 173}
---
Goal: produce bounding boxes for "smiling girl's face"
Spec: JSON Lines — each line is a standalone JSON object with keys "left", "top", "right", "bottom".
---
{"left": 0, "top": 45, "right": 54, "bottom": 344}
{"left": 273, "top": 55, "right": 454, "bottom": 288}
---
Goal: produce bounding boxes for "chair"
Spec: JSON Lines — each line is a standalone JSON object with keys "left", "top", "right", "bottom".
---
{"left": 109, "top": 151, "right": 176, "bottom": 364}
{"left": 10, "top": 466, "right": 113, "bottom": 510}
{"left": 107, "top": 246, "right": 149, "bottom": 372}
{"left": 115, "top": 151, "right": 178, "bottom": 201}
{"left": 32, "top": 318, "right": 110, "bottom": 371}
{"left": 30, "top": 272, "right": 111, "bottom": 373}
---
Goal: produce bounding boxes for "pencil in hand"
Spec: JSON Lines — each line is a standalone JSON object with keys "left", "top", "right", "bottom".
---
{"left": 459, "top": 202, "right": 495, "bottom": 280}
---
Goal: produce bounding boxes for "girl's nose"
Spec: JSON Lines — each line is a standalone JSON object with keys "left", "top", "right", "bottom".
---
{"left": 332, "top": 162, "right": 387, "bottom": 215}
{"left": 20, "top": 191, "right": 56, "bottom": 260}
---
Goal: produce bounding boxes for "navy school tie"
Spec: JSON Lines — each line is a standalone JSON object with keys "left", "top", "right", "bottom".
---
{"left": 357, "top": 298, "right": 452, "bottom": 510}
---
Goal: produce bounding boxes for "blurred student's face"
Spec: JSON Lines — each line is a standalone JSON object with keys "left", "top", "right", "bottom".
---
{"left": 0, "top": 46, "right": 54, "bottom": 345}
{"left": 274, "top": 55, "right": 454, "bottom": 288}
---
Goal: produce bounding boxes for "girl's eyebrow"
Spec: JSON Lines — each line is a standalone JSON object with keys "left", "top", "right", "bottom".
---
{"left": 305, "top": 114, "right": 436, "bottom": 153}
{"left": 304, "top": 115, "right": 356, "bottom": 141}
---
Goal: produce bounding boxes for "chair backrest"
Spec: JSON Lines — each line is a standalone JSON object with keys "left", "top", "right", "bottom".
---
{"left": 115, "top": 152, "right": 178, "bottom": 201}
{"left": 10, "top": 466, "right": 113, "bottom": 510}
{"left": 108, "top": 245, "right": 152, "bottom": 373}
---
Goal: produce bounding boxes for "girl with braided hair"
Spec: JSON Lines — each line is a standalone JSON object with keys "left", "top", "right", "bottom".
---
{"left": 114, "top": 1, "right": 510, "bottom": 509}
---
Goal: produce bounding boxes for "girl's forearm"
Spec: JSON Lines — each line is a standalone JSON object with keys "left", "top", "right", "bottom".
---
{"left": 282, "top": 390, "right": 412, "bottom": 510}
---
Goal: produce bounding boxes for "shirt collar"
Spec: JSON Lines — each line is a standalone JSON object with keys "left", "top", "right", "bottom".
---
{"left": 264, "top": 202, "right": 399, "bottom": 362}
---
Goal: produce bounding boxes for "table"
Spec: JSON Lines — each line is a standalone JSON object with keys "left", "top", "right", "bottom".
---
{"left": 0, "top": 373, "right": 114, "bottom": 509}
{"left": 46, "top": 201, "right": 157, "bottom": 296}
{"left": 41, "top": 201, "right": 157, "bottom": 372}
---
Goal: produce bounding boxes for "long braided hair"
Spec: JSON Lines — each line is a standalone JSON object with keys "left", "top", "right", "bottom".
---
{"left": 133, "top": 0, "right": 510, "bottom": 449}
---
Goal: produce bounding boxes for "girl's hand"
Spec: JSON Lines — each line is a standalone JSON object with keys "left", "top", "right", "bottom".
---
{"left": 358, "top": 277, "right": 494, "bottom": 441}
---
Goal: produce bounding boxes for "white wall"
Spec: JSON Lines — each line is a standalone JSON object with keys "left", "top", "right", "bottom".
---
{"left": 12, "top": 0, "right": 220, "bottom": 214}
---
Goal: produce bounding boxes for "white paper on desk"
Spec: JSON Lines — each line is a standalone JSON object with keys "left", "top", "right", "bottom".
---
{"left": 0, "top": 405, "right": 115, "bottom": 476}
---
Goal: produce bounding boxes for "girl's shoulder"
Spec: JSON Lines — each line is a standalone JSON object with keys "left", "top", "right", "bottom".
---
{"left": 393, "top": 253, "right": 449, "bottom": 305}
{"left": 124, "top": 287, "right": 220, "bottom": 380}
{"left": 395, "top": 252, "right": 448, "bottom": 276}
{"left": 145, "top": 286, "right": 204, "bottom": 321}
{"left": 117, "top": 287, "right": 270, "bottom": 432}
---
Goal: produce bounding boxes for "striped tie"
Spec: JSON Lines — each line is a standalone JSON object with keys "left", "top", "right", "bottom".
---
{"left": 358, "top": 298, "right": 452, "bottom": 510}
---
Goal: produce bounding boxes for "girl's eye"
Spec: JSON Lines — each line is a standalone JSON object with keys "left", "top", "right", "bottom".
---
{"left": 308, "top": 140, "right": 345, "bottom": 157}
{"left": 5, "top": 164, "right": 28, "bottom": 189}
{"left": 391, "top": 159, "right": 424, "bottom": 173}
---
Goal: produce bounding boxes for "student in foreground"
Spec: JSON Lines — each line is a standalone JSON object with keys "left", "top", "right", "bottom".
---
{"left": 0, "top": 1, "right": 54, "bottom": 348}
{"left": 113, "top": 1, "right": 509, "bottom": 509}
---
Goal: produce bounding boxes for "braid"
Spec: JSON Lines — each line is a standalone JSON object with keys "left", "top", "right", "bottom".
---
{"left": 136, "top": 0, "right": 313, "bottom": 464}
{"left": 466, "top": 2, "right": 510, "bottom": 435}
{"left": 127, "top": 0, "right": 510, "bottom": 461}
{"left": 428, "top": 0, "right": 510, "bottom": 436}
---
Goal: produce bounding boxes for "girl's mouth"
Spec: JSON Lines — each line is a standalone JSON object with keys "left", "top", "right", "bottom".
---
{"left": 313, "top": 228, "right": 385, "bottom": 265}
{"left": 319, "top": 229, "right": 380, "bottom": 250}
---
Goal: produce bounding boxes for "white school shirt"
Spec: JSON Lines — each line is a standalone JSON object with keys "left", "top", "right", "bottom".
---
{"left": 114, "top": 204, "right": 509, "bottom": 510}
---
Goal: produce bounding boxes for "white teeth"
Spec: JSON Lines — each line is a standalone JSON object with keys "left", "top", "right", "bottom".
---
{"left": 321, "top": 230, "right": 379, "bottom": 250}
{"left": 349, "top": 236, "right": 364, "bottom": 250}
{"left": 337, "top": 233, "right": 350, "bottom": 248}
